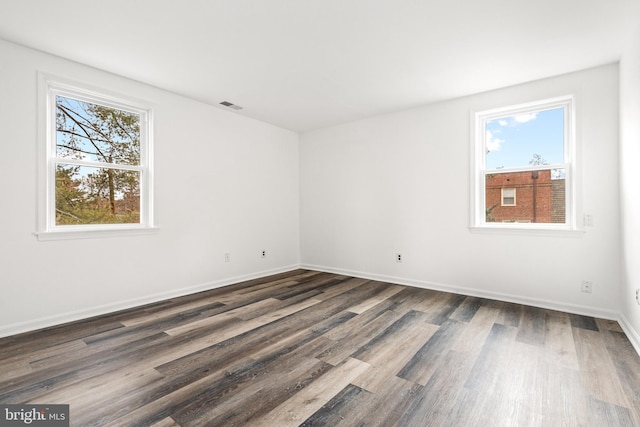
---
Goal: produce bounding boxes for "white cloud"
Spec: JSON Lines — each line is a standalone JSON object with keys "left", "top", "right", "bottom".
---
{"left": 514, "top": 112, "right": 538, "bottom": 123}
{"left": 499, "top": 119, "right": 508, "bottom": 126}
{"left": 486, "top": 130, "right": 504, "bottom": 152}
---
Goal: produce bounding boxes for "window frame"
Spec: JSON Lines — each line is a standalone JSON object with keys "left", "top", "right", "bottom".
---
{"left": 470, "top": 95, "right": 578, "bottom": 233}
{"left": 36, "top": 74, "right": 156, "bottom": 240}
{"left": 501, "top": 188, "right": 516, "bottom": 206}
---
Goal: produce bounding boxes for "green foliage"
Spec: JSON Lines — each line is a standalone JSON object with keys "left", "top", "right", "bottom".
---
{"left": 486, "top": 203, "right": 498, "bottom": 222}
{"left": 529, "top": 153, "right": 548, "bottom": 165}
{"left": 55, "top": 167, "right": 140, "bottom": 225}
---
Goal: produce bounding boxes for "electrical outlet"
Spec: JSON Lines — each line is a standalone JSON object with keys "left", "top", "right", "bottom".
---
{"left": 396, "top": 253, "right": 402, "bottom": 263}
{"left": 581, "top": 281, "right": 592, "bottom": 293}
{"left": 584, "top": 214, "right": 594, "bottom": 227}
{"left": 261, "top": 250, "right": 267, "bottom": 258}
{"left": 224, "top": 252, "right": 231, "bottom": 262}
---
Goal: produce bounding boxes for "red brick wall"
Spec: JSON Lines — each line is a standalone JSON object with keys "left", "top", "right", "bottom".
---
{"left": 485, "top": 170, "right": 565, "bottom": 223}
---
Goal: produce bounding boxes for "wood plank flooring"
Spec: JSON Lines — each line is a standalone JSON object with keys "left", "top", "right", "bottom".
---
{"left": 1, "top": 269, "right": 640, "bottom": 426}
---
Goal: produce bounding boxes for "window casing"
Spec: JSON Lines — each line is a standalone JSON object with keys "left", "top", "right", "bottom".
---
{"left": 472, "top": 96, "right": 576, "bottom": 231}
{"left": 37, "top": 75, "right": 154, "bottom": 240}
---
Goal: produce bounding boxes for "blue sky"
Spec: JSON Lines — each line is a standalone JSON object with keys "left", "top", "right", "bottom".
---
{"left": 485, "top": 107, "right": 564, "bottom": 170}
{"left": 56, "top": 95, "right": 140, "bottom": 165}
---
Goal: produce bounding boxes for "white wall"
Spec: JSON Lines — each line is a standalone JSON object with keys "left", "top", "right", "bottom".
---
{"left": 0, "top": 40, "right": 300, "bottom": 337}
{"left": 301, "top": 64, "right": 621, "bottom": 318}
{"left": 0, "top": 36, "right": 632, "bottom": 341}
{"left": 620, "top": 29, "right": 640, "bottom": 351}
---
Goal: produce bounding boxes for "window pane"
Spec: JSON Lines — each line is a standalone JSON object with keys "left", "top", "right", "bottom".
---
{"left": 55, "top": 164, "right": 141, "bottom": 225}
{"left": 485, "top": 168, "right": 566, "bottom": 224}
{"left": 502, "top": 188, "right": 516, "bottom": 206}
{"left": 485, "top": 107, "right": 564, "bottom": 170}
{"left": 56, "top": 96, "right": 140, "bottom": 166}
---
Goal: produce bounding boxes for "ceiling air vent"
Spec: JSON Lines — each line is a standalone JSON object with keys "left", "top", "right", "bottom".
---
{"left": 220, "top": 101, "right": 243, "bottom": 110}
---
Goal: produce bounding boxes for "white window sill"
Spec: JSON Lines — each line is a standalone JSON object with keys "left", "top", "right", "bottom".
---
{"left": 35, "top": 226, "right": 160, "bottom": 241}
{"left": 469, "top": 225, "right": 585, "bottom": 238}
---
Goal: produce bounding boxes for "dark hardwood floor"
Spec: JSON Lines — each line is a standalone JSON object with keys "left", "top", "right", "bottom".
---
{"left": 1, "top": 269, "right": 640, "bottom": 426}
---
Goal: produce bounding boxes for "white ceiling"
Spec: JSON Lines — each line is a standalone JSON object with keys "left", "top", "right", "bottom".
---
{"left": 0, "top": 0, "right": 638, "bottom": 132}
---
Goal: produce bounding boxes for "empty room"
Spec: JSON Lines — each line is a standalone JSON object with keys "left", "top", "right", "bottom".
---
{"left": 1, "top": 1, "right": 640, "bottom": 426}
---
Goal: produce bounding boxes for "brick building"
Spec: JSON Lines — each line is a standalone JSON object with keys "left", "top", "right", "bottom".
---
{"left": 485, "top": 170, "right": 566, "bottom": 223}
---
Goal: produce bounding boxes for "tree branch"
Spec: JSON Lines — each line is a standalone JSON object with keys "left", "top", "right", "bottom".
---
{"left": 56, "top": 143, "right": 101, "bottom": 158}
{"left": 55, "top": 208, "right": 82, "bottom": 221}
{"left": 56, "top": 128, "right": 114, "bottom": 147}
{"left": 57, "top": 104, "right": 110, "bottom": 161}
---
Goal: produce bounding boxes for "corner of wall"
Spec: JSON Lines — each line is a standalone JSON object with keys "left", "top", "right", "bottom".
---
{"left": 618, "top": 23, "right": 640, "bottom": 357}
{"left": 618, "top": 313, "right": 640, "bottom": 357}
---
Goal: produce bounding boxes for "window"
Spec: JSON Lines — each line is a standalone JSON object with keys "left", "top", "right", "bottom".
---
{"left": 472, "top": 96, "right": 574, "bottom": 230}
{"left": 38, "top": 76, "right": 154, "bottom": 239}
{"left": 501, "top": 188, "right": 516, "bottom": 206}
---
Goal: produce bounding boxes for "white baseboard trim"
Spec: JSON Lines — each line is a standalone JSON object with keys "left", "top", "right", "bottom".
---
{"left": 6, "top": 263, "right": 637, "bottom": 359}
{"left": 0, "top": 264, "right": 301, "bottom": 339}
{"left": 301, "top": 263, "right": 620, "bottom": 321}
{"left": 618, "top": 314, "right": 640, "bottom": 357}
